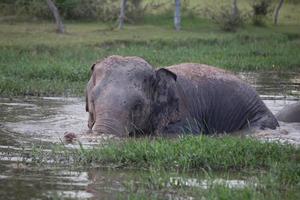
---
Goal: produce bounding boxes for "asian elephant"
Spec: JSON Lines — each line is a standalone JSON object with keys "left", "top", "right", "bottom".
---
{"left": 276, "top": 102, "right": 300, "bottom": 123}
{"left": 85, "top": 55, "right": 279, "bottom": 137}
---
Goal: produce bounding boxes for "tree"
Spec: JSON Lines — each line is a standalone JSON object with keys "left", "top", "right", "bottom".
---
{"left": 119, "top": 0, "right": 127, "bottom": 30}
{"left": 46, "top": 0, "right": 65, "bottom": 33}
{"left": 174, "top": 0, "right": 181, "bottom": 31}
{"left": 274, "top": 0, "right": 284, "bottom": 25}
{"left": 232, "top": 0, "right": 239, "bottom": 20}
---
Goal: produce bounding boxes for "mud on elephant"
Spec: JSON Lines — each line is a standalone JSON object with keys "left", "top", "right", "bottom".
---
{"left": 85, "top": 55, "right": 279, "bottom": 136}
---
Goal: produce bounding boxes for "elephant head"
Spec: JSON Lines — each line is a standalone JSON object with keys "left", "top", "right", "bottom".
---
{"left": 85, "top": 56, "right": 179, "bottom": 137}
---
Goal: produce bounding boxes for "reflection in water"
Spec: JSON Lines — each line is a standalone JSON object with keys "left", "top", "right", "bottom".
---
{"left": 0, "top": 71, "right": 299, "bottom": 199}
{"left": 238, "top": 71, "right": 300, "bottom": 97}
{"left": 169, "top": 177, "right": 254, "bottom": 189}
{"left": 0, "top": 97, "right": 88, "bottom": 144}
{"left": 237, "top": 71, "right": 300, "bottom": 145}
{"left": 0, "top": 163, "right": 93, "bottom": 200}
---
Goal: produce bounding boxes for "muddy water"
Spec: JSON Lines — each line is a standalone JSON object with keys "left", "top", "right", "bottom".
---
{"left": 0, "top": 71, "right": 299, "bottom": 199}
{"left": 239, "top": 71, "right": 300, "bottom": 145}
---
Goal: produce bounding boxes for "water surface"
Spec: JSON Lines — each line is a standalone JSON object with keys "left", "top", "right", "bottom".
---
{"left": 0, "top": 71, "right": 299, "bottom": 199}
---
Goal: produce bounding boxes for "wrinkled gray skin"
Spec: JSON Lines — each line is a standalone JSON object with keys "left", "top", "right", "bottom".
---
{"left": 276, "top": 102, "right": 300, "bottom": 123}
{"left": 86, "top": 55, "right": 279, "bottom": 137}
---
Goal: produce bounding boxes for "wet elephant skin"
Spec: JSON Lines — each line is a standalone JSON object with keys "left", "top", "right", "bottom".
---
{"left": 86, "top": 56, "right": 279, "bottom": 136}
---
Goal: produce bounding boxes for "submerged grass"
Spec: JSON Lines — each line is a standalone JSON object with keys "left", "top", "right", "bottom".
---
{"left": 27, "top": 136, "right": 300, "bottom": 181}
{"left": 23, "top": 136, "right": 300, "bottom": 199}
{"left": 76, "top": 136, "right": 299, "bottom": 175}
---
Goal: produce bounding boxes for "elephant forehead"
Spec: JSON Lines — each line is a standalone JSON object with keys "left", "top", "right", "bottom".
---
{"left": 97, "top": 55, "right": 153, "bottom": 71}
{"left": 94, "top": 56, "right": 154, "bottom": 80}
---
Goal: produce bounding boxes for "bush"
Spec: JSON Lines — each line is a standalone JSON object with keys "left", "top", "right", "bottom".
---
{"left": 64, "top": 0, "right": 144, "bottom": 22}
{"left": 250, "top": 0, "right": 273, "bottom": 26}
{"left": 0, "top": 0, "right": 145, "bottom": 22}
{"left": 286, "top": 0, "right": 300, "bottom": 4}
{"left": 0, "top": 0, "right": 50, "bottom": 19}
{"left": 205, "top": 5, "right": 247, "bottom": 32}
{"left": 62, "top": 0, "right": 120, "bottom": 21}
{"left": 0, "top": 0, "right": 17, "bottom": 16}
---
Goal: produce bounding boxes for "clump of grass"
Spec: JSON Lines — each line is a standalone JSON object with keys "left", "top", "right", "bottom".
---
{"left": 75, "top": 136, "right": 299, "bottom": 199}
{"left": 25, "top": 136, "right": 299, "bottom": 174}
{"left": 14, "top": 136, "right": 299, "bottom": 199}
{"left": 76, "top": 136, "right": 298, "bottom": 173}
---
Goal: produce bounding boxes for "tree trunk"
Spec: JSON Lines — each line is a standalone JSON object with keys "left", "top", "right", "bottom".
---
{"left": 46, "top": 0, "right": 64, "bottom": 33}
{"left": 274, "top": 0, "right": 284, "bottom": 25}
{"left": 119, "top": 0, "right": 127, "bottom": 30}
{"left": 232, "top": 0, "right": 239, "bottom": 20}
{"left": 174, "top": 0, "right": 181, "bottom": 31}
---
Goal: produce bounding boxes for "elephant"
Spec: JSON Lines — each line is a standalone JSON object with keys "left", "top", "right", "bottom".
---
{"left": 85, "top": 55, "right": 279, "bottom": 137}
{"left": 276, "top": 102, "right": 300, "bottom": 123}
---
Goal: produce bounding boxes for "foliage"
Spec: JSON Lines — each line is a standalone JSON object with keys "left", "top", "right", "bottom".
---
{"left": 250, "top": 0, "right": 274, "bottom": 26}
{"left": 0, "top": 0, "right": 144, "bottom": 22}
{"left": 286, "top": 0, "right": 300, "bottom": 3}
{"left": 204, "top": 5, "right": 248, "bottom": 32}
{"left": 11, "top": 0, "right": 50, "bottom": 19}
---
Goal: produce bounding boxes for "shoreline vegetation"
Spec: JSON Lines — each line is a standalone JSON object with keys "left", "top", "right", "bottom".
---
{"left": 24, "top": 136, "right": 300, "bottom": 199}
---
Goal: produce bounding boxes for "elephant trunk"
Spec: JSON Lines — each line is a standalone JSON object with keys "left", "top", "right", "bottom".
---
{"left": 92, "top": 105, "right": 131, "bottom": 137}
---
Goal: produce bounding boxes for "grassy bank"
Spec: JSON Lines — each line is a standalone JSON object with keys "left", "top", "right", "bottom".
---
{"left": 1, "top": 20, "right": 299, "bottom": 96}
{"left": 27, "top": 136, "right": 300, "bottom": 199}
{"left": 1, "top": 0, "right": 300, "bottom": 97}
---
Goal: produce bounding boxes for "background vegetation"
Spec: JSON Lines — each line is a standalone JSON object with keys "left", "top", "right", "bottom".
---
{"left": 0, "top": 0, "right": 299, "bottom": 96}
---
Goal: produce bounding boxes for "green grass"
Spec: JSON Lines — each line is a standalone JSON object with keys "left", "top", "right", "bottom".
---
{"left": 28, "top": 136, "right": 300, "bottom": 185}
{"left": 75, "top": 136, "right": 299, "bottom": 174}
{"left": 1, "top": 20, "right": 299, "bottom": 96}
{"left": 0, "top": 1, "right": 299, "bottom": 96}
{"left": 24, "top": 136, "right": 300, "bottom": 199}
{"left": 116, "top": 136, "right": 300, "bottom": 199}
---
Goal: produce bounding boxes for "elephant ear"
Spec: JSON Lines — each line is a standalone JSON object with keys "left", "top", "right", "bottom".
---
{"left": 86, "top": 63, "right": 96, "bottom": 112}
{"left": 151, "top": 68, "right": 179, "bottom": 134}
{"left": 85, "top": 63, "right": 97, "bottom": 129}
{"left": 91, "top": 63, "right": 96, "bottom": 71}
{"left": 153, "top": 68, "right": 177, "bottom": 103}
{"left": 90, "top": 63, "right": 96, "bottom": 86}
